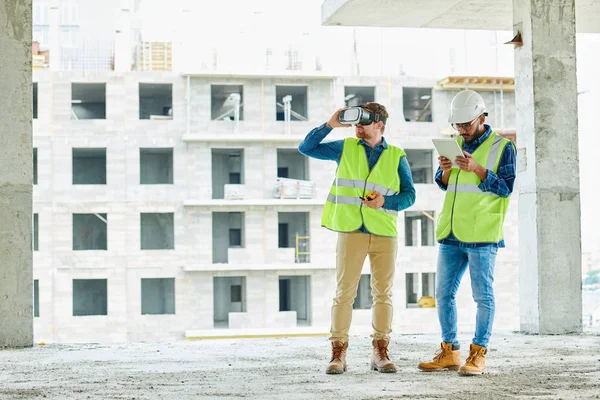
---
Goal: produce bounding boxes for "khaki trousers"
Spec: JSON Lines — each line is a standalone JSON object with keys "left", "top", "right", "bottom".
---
{"left": 330, "top": 232, "right": 398, "bottom": 343}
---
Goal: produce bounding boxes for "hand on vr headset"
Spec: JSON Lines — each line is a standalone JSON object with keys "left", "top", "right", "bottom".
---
{"left": 326, "top": 108, "right": 353, "bottom": 129}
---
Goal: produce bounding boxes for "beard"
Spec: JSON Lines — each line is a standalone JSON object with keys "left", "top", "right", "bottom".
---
{"left": 355, "top": 129, "right": 371, "bottom": 139}
{"left": 461, "top": 133, "right": 474, "bottom": 143}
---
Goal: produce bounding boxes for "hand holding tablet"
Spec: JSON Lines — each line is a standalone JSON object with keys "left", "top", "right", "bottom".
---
{"left": 432, "top": 138, "right": 466, "bottom": 168}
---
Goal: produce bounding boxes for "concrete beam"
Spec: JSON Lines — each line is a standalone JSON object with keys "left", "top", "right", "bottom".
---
{"left": 0, "top": 0, "right": 33, "bottom": 347}
{"left": 514, "top": 0, "right": 582, "bottom": 334}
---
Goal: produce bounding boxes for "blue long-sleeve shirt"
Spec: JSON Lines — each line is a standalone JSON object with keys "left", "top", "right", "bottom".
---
{"left": 435, "top": 124, "right": 517, "bottom": 247}
{"left": 298, "top": 123, "right": 416, "bottom": 234}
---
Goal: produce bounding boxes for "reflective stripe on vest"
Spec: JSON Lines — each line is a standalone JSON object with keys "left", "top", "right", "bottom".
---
{"left": 321, "top": 138, "right": 404, "bottom": 237}
{"left": 436, "top": 132, "right": 513, "bottom": 243}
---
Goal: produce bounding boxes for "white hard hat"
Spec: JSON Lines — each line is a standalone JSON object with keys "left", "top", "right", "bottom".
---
{"left": 448, "top": 90, "right": 487, "bottom": 124}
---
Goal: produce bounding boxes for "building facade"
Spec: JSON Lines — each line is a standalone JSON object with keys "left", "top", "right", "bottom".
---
{"left": 32, "top": 69, "right": 519, "bottom": 343}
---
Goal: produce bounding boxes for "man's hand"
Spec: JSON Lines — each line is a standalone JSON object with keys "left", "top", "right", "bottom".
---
{"left": 455, "top": 151, "right": 488, "bottom": 181}
{"left": 455, "top": 151, "right": 481, "bottom": 173}
{"left": 326, "top": 108, "right": 351, "bottom": 129}
{"left": 438, "top": 156, "right": 453, "bottom": 172}
{"left": 362, "top": 191, "right": 384, "bottom": 209}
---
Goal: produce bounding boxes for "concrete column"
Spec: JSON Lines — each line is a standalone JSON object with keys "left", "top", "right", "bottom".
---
{"left": 0, "top": 0, "right": 33, "bottom": 347}
{"left": 513, "top": 0, "right": 582, "bottom": 334}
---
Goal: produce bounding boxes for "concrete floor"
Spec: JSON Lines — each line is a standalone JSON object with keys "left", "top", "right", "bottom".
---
{"left": 0, "top": 332, "right": 599, "bottom": 400}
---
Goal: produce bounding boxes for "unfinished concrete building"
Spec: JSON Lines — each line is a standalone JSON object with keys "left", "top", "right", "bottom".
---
{"left": 31, "top": 68, "right": 518, "bottom": 342}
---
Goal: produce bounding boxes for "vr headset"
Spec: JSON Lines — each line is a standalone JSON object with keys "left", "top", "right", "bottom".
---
{"left": 338, "top": 106, "right": 387, "bottom": 126}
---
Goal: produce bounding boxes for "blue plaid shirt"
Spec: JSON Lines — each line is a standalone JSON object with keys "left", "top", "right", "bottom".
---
{"left": 435, "top": 125, "right": 517, "bottom": 247}
{"left": 299, "top": 123, "right": 416, "bottom": 234}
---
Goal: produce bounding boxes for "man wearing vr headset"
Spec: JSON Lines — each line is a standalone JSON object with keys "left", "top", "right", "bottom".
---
{"left": 418, "top": 90, "right": 516, "bottom": 376}
{"left": 298, "top": 103, "right": 416, "bottom": 375}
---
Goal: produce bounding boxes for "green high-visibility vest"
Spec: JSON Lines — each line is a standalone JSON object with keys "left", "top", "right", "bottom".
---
{"left": 436, "top": 132, "right": 515, "bottom": 243}
{"left": 321, "top": 138, "right": 405, "bottom": 237}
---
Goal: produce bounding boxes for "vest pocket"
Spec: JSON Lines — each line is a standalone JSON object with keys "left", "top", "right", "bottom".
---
{"left": 474, "top": 213, "right": 503, "bottom": 242}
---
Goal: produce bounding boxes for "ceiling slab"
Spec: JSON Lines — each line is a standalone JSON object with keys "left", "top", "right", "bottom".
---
{"left": 322, "top": 0, "right": 600, "bottom": 33}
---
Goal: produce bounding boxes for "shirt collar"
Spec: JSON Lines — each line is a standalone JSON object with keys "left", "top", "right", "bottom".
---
{"left": 358, "top": 137, "right": 388, "bottom": 149}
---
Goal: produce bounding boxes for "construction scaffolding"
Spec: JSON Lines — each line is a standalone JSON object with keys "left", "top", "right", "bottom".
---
{"left": 295, "top": 234, "right": 310, "bottom": 264}
{"left": 436, "top": 76, "right": 515, "bottom": 92}
{"left": 137, "top": 41, "right": 172, "bottom": 71}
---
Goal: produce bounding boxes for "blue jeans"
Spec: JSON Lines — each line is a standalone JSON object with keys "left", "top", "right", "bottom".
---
{"left": 436, "top": 243, "right": 498, "bottom": 348}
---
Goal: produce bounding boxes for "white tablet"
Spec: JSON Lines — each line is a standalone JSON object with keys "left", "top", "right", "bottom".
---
{"left": 432, "top": 138, "right": 466, "bottom": 168}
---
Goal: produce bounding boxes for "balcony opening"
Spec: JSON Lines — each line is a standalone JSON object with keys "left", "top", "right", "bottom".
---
{"left": 73, "top": 279, "right": 107, "bottom": 316}
{"left": 33, "top": 82, "right": 38, "bottom": 119}
{"left": 33, "top": 148, "right": 38, "bottom": 185}
{"left": 73, "top": 213, "right": 107, "bottom": 250}
{"left": 275, "top": 148, "right": 313, "bottom": 198}
{"left": 33, "top": 214, "right": 39, "bottom": 251}
{"left": 34, "top": 279, "right": 39, "bottom": 318}
{"left": 278, "top": 212, "right": 309, "bottom": 263}
{"left": 72, "top": 148, "right": 106, "bottom": 185}
{"left": 405, "top": 211, "right": 435, "bottom": 247}
{"left": 213, "top": 276, "right": 246, "bottom": 328}
{"left": 276, "top": 86, "right": 308, "bottom": 121}
{"left": 141, "top": 278, "right": 175, "bottom": 315}
{"left": 71, "top": 83, "right": 106, "bottom": 120}
{"left": 212, "top": 149, "right": 244, "bottom": 199}
{"left": 406, "top": 273, "right": 418, "bottom": 308}
{"left": 279, "top": 275, "right": 311, "bottom": 326}
{"left": 140, "top": 148, "right": 173, "bottom": 184}
{"left": 277, "top": 149, "right": 308, "bottom": 180}
{"left": 404, "top": 149, "right": 433, "bottom": 184}
{"left": 139, "top": 83, "right": 172, "bottom": 120}
{"left": 353, "top": 274, "right": 373, "bottom": 310}
{"left": 344, "top": 86, "right": 375, "bottom": 107}
{"left": 422, "top": 272, "right": 436, "bottom": 299}
{"left": 212, "top": 212, "right": 244, "bottom": 263}
{"left": 211, "top": 85, "right": 243, "bottom": 121}
{"left": 403, "top": 87, "right": 432, "bottom": 122}
{"left": 406, "top": 273, "right": 436, "bottom": 308}
{"left": 140, "top": 213, "right": 174, "bottom": 250}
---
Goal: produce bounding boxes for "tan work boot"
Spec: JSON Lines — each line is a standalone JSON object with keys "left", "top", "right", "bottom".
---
{"left": 370, "top": 339, "right": 397, "bottom": 373}
{"left": 458, "top": 344, "right": 486, "bottom": 376}
{"left": 326, "top": 341, "right": 348, "bottom": 374}
{"left": 418, "top": 342, "right": 461, "bottom": 372}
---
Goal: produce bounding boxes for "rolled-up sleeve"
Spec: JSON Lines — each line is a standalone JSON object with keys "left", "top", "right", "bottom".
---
{"left": 435, "top": 167, "right": 448, "bottom": 191}
{"left": 298, "top": 123, "right": 342, "bottom": 162}
{"left": 383, "top": 156, "right": 416, "bottom": 211}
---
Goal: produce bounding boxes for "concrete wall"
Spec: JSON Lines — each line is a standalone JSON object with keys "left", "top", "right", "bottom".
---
{"left": 0, "top": 0, "right": 33, "bottom": 347}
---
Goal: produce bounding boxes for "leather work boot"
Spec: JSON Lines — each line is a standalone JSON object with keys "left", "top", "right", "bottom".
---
{"left": 370, "top": 339, "right": 397, "bottom": 373}
{"left": 326, "top": 341, "right": 348, "bottom": 374}
{"left": 418, "top": 342, "right": 461, "bottom": 372}
{"left": 458, "top": 344, "right": 487, "bottom": 376}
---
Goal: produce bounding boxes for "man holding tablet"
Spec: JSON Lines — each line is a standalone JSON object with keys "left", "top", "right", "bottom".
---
{"left": 418, "top": 90, "right": 517, "bottom": 376}
{"left": 298, "top": 103, "right": 415, "bottom": 375}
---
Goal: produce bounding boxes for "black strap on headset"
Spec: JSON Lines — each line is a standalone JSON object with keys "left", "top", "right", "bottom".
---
{"left": 359, "top": 104, "right": 387, "bottom": 125}
{"left": 374, "top": 114, "right": 387, "bottom": 124}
